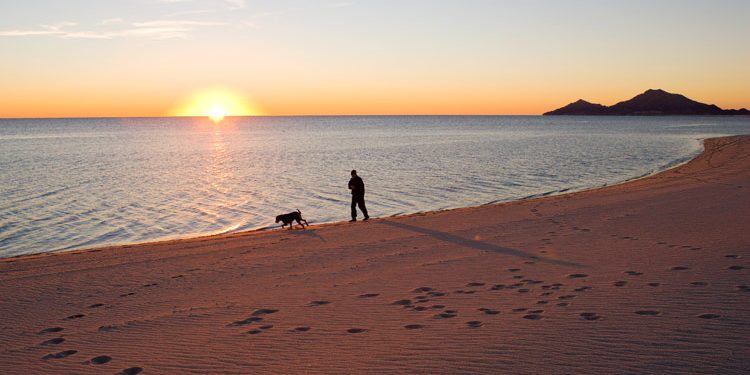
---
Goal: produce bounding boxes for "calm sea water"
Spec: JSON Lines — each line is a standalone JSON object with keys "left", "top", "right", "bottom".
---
{"left": 1, "top": 116, "right": 747, "bottom": 257}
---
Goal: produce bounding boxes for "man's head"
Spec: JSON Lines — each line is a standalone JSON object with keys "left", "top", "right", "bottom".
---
{"left": 351, "top": 170, "right": 357, "bottom": 176}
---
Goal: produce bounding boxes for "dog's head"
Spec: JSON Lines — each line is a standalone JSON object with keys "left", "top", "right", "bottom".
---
{"left": 275, "top": 215, "right": 283, "bottom": 223}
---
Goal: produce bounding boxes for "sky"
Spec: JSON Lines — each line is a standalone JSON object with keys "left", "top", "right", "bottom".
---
{"left": 0, "top": 0, "right": 748, "bottom": 117}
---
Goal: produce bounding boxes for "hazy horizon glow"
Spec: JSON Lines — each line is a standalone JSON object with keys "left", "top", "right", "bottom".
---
{"left": 0, "top": 0, "right": 748, "bottom": 118}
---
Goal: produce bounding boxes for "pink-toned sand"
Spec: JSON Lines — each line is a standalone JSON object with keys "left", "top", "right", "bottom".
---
{"left": 1, "top": 136, "right": 749, "bottom": 374}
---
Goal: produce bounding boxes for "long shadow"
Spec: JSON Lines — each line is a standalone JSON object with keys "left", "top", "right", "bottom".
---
{"left": 291, "top": 229, "right": 327, "bottom": 242}
{"left": 378, "top": 220, "right": 581, "bottom": 268}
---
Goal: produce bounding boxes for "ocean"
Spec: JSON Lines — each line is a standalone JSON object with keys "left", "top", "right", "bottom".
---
{"left": 1, "top": 116, "right": 747, "bottom": 257}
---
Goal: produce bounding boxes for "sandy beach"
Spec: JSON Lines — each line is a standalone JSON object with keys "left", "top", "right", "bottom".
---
{"left": 1, "top": 135, "right": 748, "bottom": 374}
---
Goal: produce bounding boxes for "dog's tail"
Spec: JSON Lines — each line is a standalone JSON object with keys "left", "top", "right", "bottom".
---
{"left": 297, "top": 209, "right": 301, "bottom": 214}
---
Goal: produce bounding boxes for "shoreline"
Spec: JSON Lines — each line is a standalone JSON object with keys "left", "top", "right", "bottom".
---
{"left": 3, "top": 137, "right": 706, "bottom": 260}
{"left": 1, "top": 135, "right": 748, "bottom": 374}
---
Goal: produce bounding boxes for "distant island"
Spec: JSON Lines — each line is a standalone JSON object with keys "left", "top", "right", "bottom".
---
{"left": 544, "top": 89, "right": 750, "bottom": 116}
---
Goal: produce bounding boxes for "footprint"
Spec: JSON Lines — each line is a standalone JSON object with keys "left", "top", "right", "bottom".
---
{"left": 536, "top": 300, "right": 548, "bottom": 305}
{"left": 171, "top": 274, "right": 184, "bottom": 279}
{"left": 42, "top": 350, "right": 77, "bottom": 360}
{"left": 483, "top": 309, "right": 500, "bottom": 315}
{"left": 466, "top": 321, "right": 483, "bottom": 328}
{"left": 725, "top": 254, "right": 741, "bottom": 259}
{"left": 523, "top": 314, "right": 543, "bottom": 320}
{"left": 64, "top": 314, "right": 85, "bottom": 320}
{"left": 671, "top": 266, "right": 689, "bottom": 271}
{"left": 404, "top": 324, "right": 424, "bottom": 330}
{"left": 90, "top": 355, "right": 112, "bottom": 365}
{"left": 427, "top": 291, "right": 446, "bottom": 297}
{"left": 635, "top": 310, "right": 661, "bottom": 316}
{"left": 119, "top": 293, "right": 135, "bottom": 297}
{"left": 580, "top": 312, "right": 601, "bottom": 321}
{"left": 413, "top": 306, "right": 428, "bottom": 312}
{"left": 613, "top": 281, "right": 628, "bottom": 287}
{"left": 252, "top": 308, "right": 279, "bottom": 316}
{"left": 431, "top": 304, "right": 445, "bottom": 309}
{"left": 512, "top": 308, "right": 527, "bottom": 312}
{"left": 358, "top": 293, "right": 379, "bottom": 298}
{"left": 518, "top": 289, "right": 530, "bottom": 293}
{"left": 557, "top": 302, "right": 569, "bottom": 307}
{"left": 392, "top": 299, "right": 412, "bottom": 306}
{"left": 88, "top": 303, "right": 104, "bottom": 309}
{"left": 624, "top": 271, "right": 643, "bottom": 276}
{"left": 434, "top": 313, "right": 457, "bottom": 319}
{"left": 727, "top": 265, "right": 745, "bottom": 271}
{"left": 690, "top": 281, "right": 708, "bottom": 287}
{"left": 99, "top": 325, "right": 117, "bottom": 332}
{"left": 247, "top": 329, "right": 263, "bottom": 335}
{"left": 647, "top": 283, "right": 660, "bottom": 287}
{"left": 38, "top": 327, "right": 64, "bottom": 335}
{"left": 567, "top": 274, "right": 588, "bottom": 279}
{"left": 308, "top": 300, "right": 331, "bottom": 306}
{"left": 507, "top": 268, "right": 521, "bottom": 272}
{"left": 413, "top": 287, "right": 433, "bottom": 293}
{"left": 40, "top": 338, "right": 65, "bottom": 346}
{"left": 347, "top": 328, "right": 368, "bottom": 334}
{"left": 118, "top": 368, "right": 143, "bottom": 375}
{"left": 293, "top": 326, "right": 311, "bottom": 332}
{"left": 558, "top": 295, "right": 576, "bottom": 300}
{"left": 466, "top": 282, "right": 485, "bottom": 287}
{"left": 259, "top": 324, "right": 274, "bottom": 330}
{"left": 697, "top": 313, "right": 721, "bottom": 319}
{"left": 229, "top": 317, "right": 263, "bottom": 327}
{"left": 573, "top": 286, "right": 592, "bottom": 292}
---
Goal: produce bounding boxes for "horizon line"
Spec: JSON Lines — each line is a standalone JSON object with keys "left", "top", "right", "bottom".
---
{"left": 0, "top": 114, "right": 548, "bottom": 120}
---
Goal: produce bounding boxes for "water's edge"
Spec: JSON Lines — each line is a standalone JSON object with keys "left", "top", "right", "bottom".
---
{"left": 3, "top": 138, "right": 707, "bottom": 259}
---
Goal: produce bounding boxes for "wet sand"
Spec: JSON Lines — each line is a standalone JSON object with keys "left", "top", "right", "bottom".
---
{"left": 1, "top": 136, "right": 749, "bottom": 374}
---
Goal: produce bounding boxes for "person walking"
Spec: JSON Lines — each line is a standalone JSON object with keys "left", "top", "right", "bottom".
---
{"left": 348, "top": 170, "right": 369, "bottom": 222}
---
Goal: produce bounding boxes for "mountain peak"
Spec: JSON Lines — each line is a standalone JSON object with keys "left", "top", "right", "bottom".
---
{"left": 543, "top": 98, "right": 607, "bottom": 116}
{"left": 545, "top": 90, "right": 749, "bottom": 116}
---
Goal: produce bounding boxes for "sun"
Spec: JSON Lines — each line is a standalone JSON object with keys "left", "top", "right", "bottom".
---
{"left": 207, "top": 106, "right": 226, "bottom": 122}
{"left": 172, "top": 88, "right": 261, "bottom": 121}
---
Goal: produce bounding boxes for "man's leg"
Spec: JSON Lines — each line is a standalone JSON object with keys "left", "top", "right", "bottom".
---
{"left": 357, "top": 196, "right": 369, "bottom": 220}
{"left": 351, "top": 196, "right": 358, "bottom": 221}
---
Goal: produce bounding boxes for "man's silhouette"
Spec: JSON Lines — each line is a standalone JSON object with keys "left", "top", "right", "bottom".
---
{"left": 348, "top": 170, "right": 369, "bottom": 222}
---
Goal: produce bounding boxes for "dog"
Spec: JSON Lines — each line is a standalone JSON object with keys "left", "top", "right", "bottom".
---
{"left": 275, "top": 209, "right": 309, "bottom": 230}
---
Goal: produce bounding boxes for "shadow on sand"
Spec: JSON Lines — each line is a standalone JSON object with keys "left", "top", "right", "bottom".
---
{"left": 378, "top": 220, "right": 581, "bottom": 267}
{"left": 292, "top": 229, "right": 327, "bottom": 242}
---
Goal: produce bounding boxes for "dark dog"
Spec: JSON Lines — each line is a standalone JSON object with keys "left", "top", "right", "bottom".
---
{"left": 275, "top": 209, "right": 308, "bottom": 229}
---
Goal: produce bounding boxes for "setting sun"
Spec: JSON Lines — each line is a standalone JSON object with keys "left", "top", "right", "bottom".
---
{"left": 207, "top": 106, "right": 226, "bottom": 122}
{"left": 171, "top": 89, "right": 261, "bottom": 120}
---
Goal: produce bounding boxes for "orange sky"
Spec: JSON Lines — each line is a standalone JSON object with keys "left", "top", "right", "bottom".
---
{"left": 0, "top": 1, "right": 748, "bottom": 118}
